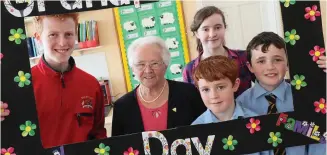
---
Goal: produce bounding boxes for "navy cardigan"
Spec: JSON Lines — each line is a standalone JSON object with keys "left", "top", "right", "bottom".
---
{"left": 111, "top": 80, "right": 206, "bottom": 136}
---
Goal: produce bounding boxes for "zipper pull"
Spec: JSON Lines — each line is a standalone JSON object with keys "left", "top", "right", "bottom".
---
{"left": 60, "top": 73, "right": 65, "bottom": 88}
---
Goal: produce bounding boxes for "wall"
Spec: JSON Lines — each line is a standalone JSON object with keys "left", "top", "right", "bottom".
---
{"left": 78, "top": 9, "right": 127, "bottom": 100}
{"left": 182, "top": 1, "right": 326, "bottom": 59}
{"left": 182, "top": 1, "right": 199, "bottom": 60}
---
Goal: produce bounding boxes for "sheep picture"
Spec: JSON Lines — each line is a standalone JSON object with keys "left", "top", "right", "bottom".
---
{"left": 141, "top": 16, "right": 156, "bottom": 29}
{"left": 165, "top": 38, "right": 179, "bottom": 50}
{"left": 170, "top": 64, "right": 183, "bottom": 75}
{"left": 160, "top": 12, "right": 175, "bottom": 25}
{"left": 123, "top": 21, "right": 137, "bottom": 32}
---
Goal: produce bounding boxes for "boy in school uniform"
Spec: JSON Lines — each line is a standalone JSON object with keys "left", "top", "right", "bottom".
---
{"left": 237, "top": 31, "right": 325, "bottom": 155}
{"left": 191, "top": 55, "right": 270, "bottom": 155}
{"left": 191, "top": 55, "right": 257, "bottom": 125}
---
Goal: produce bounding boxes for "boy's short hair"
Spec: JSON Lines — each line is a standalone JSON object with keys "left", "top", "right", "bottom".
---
{"left": 34, "top": 13, "right": 79, "bottom": 34}
{"left": 193, "top": 55, "right": 238, "bottom": 86}
{"left": 246, "top": 31, "right": 288, "bottom": 65}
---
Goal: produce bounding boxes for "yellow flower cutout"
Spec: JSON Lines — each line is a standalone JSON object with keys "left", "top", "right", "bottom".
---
{"left": 8, "top": 28, "right": 26, "bottom": 44}
{"left": 14, "top": 71, "right": 31, "bottom": 87}
{"left": 19, "top": 120, "right": 37, "bottom": 137}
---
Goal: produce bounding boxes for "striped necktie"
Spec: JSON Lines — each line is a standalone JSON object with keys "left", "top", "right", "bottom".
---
{"left": 265, "top": 94, "right": 277, "bottom": 114}
{"left": 265, "top": 94, "right": 286, "bottom": 155}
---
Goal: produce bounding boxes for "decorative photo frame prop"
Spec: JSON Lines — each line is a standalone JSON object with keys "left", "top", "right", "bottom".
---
{"left": 1, "top": 0, "right": 326, "bottom": 155}
{"left": 114, "top": 0, "right": 190, "bottom": 91}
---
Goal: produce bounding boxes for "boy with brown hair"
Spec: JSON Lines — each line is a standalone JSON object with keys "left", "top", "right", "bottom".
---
{"left": 237, "top": 31, "right": 325, "bottom": 154}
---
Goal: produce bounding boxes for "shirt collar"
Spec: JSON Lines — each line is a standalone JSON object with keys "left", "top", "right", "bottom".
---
{"left": 253, "top": 80, "right": 288, "bottom": 102}
{"left": 196, "top": 46, "right": 238, "bottom": 65}
{"left": 205, "top": 102, "right": 245, "bottom": 123}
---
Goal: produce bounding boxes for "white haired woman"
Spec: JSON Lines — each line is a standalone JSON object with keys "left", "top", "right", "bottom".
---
{"left": 111, "top": 36, "right": 206, "bottom": 136}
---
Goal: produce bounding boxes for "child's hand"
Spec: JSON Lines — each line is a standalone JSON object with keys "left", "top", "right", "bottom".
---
{"left": 317, "top": 56, "right": 326, "bottom": 72}
{"left": 1, "top": 101, "right": 10, "bottom": 121}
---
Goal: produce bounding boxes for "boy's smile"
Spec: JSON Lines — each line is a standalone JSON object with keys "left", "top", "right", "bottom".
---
{"left": 198, "top": 78, "right": 240, "bottom": 120}
{"left": 39, "top": 17, "right": 76, "bottom": 64}
{"left": 247, "top": 44, "right": 289, "bottom": 91}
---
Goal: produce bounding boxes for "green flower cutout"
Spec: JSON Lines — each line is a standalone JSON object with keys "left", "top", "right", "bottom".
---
{"left": 94, "top": 143, "right": 110, "bottom": 155}
{"left": 284, "top": 29, "right": 300, "bottom": 45}
{"left": 280, "top": 0, "right": 296, "bottom": 8}
{"left": 8, "top": 28, "right": 26, "bottom": 44}
{"left": 291, "top": 74, "right": 307, "bottom": 90}
{"left": 267, "top": 132, "right": 283, "bottom": 147}
{"left": 14, "top": 71, "right": 31, "bottom": 87}
{"left": 19, "top": 120, "right": 37, "bottom": 137}
{"left": 222, "top": 135, "right": 238, "bottom": 151}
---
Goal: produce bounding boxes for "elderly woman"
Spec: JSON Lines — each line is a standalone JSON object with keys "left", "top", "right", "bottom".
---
{"left": 111, "top": 36, "right": 206, "bottom": 136}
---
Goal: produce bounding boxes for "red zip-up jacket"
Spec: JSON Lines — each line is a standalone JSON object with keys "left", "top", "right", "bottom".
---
{"left": 31, "top": 56, "right": 107, "bottom": 148}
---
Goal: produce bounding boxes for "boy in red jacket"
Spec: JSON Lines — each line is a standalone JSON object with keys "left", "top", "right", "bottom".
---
{"left": 1, "top": 13, "right": 107, "bottom": 148}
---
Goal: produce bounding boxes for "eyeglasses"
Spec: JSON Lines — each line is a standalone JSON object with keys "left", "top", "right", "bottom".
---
{"left": 133, "top": 61, "right": 164, "bottom": 70}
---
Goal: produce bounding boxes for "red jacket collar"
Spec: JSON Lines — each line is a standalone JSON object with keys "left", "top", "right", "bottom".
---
{"left": 36, "top": 55, "right": 76, "bottom": 77}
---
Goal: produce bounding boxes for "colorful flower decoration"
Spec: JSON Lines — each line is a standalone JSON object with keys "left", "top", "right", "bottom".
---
{"left": 313, "top": 131, "right": 320, "bottom": 137}
{"left": 291, "top": 74, "right": 307, "bottom": 90}
{"left": 19, "top": 120, "right": 37, "bottom": 137}
{"left": 0, "top": 53, "right": 3, "bottom": 64}
{"left": 309, "top": 46, "right": 325, "bottom": 62}
{"left": 0, "top": 101, "right": 5, "bottom": 113}
{"left": 222, "top": 135, "right": 238, "bottom": 151}
{"left": 8, "top": 28, "right": 26, "bottom": 44}
{"left": 284, "top": 29, "right": 300, "bottom": 45}
{"left": 267, "top": 132, "right": 282, "bottom": 147}
{"left": 14, "top": 71, "right": 31, "bottom": 88}
{"left": 280, "top": 0, "right": 296, "bottom": 8}
{"left": 314, "top": 98, "right": 326, "bottom": 114}
{"left": 304, "top": 5, "right": 321, "bottom": 21}
{"left": 123, "top": 147, "right": 139, "bottom": 155}
{"left": 302, "top": 121, "right": 308, "bottom": 126}
{"left": 1, "top": 147, "right": 16, "bottom": 155}
{"left": 94, "top": 143, "right": 110, "bottom": 155}
{"left": 246, "top": 118, "right": 261, "bottom": 134}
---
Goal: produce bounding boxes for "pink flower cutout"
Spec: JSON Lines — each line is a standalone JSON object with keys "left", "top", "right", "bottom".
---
{"left": 309, "top": 46, "right": 325, "bottom": 61}
{"left": 246, "top": 118, "right": 261, "bottom": 134}
{"left": 124, "top": 147, "right": 139, "bottom": 155}
{"left": 304, "top": 5, "right": 321, "bottom": 21}
{"left": 314, "top": 98, "right": 326, "bottom": 114}
{"left": 1, "top": 147, "right": 16, "bottom": 155}
{"left": 0, "top": 53, "right": 3, "bottom": 64}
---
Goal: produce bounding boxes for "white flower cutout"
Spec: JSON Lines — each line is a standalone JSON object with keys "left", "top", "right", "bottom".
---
{"left": 313, "top": 131, "right": 320, "bottom": 137}
{"left": 302, "top": 121, "right": 308, "bottom": 126}
{"left": 286, "top": 124, "right": 292, "bottom": 130}
{"left": 310, "top": 122, "right": 315, "bottom": 127}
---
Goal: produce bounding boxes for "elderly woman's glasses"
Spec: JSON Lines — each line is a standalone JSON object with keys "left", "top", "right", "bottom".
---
{"left": 134, "top": 61, "right": 164, "bottom": 70}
